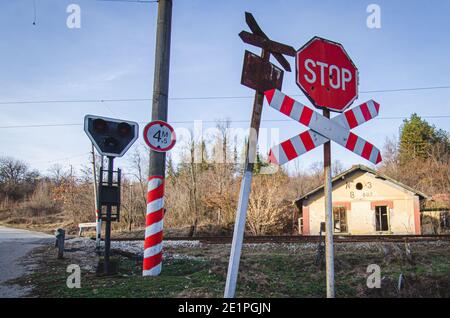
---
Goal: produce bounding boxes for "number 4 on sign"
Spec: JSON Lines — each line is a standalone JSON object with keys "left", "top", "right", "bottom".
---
{"left": 153, "top": 130, "right": 169, "bottom": 144}
{"left": 153, "top": 130, "right": 162, "bottom": 142}
{"left": 144, "top": 120, "right": 176, "bottom": 153}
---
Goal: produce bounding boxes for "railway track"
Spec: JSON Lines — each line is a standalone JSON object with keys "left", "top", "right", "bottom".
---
{"left": 110, "top": 234, "right": 450, "bottom": 244}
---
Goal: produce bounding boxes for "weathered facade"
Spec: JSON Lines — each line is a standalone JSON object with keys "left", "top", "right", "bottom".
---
{"left": 295, "top": 165, "right": 428, "bottom": 235}
{"left": 421, "top": 194, "right": 450, "bottom": 234}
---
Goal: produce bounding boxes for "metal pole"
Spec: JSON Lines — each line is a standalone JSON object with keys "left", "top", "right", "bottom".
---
{"left": 91, "top": 144, "right": 101, "bottom": 248}
{"left": 143, "top": 0, "right": 172, "bottom": 276}
{"left": 55, "top": 228, "right": 65, "bottom": 259}
{"left": 224, "top": 49, "right": 269, "bottom": 298}
{"left": 323, "top": 109, "right": 335, "bottom": 298}
{"left": 104, "top": 156, "right": 114, "bottom": 275}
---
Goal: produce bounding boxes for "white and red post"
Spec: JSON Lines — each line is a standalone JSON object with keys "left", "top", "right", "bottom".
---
{"left": 95, "top": 209, "right": 102, "bottom": 248}
{"left": 142, "top": 176, "right": 165, "bottom": 276}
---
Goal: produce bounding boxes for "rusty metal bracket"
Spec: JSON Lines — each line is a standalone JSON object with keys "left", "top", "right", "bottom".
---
{"left": 243, "top": 12, "right": 295, "bottom": 72}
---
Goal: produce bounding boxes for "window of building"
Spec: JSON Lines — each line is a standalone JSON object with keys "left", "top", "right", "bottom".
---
{"left": 298, "top": 217, "right": 303, "bottom": 234}
{"left": 375, "top": 205, "right": 389, "bottom": 231}
{"left": 333, "top": 206, "right": 348, "bottom": 233}
{"left": 439, "top": 211, "right": 450, "bottom": 233}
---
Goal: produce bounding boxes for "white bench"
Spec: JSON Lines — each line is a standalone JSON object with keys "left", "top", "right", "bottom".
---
{"left": 78, "top": 222, "right": 97, "bottom": 236}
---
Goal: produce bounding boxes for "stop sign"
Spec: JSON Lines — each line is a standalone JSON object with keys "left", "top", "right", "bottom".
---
{"left": 296, "top": 37, "right": 358, "bottom": 112}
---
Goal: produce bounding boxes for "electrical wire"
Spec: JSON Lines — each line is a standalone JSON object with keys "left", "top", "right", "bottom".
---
{"left": 29, "top": 152, "right": 90, "bottom": 165}
{"left": 0, "top": 85, "right": 449, "bottom": 106}
{"left": 1, "top": 115, "right": 450, "bottom": 130}
{"left": 96, "top": 0, "right": 158, "bottom": 3}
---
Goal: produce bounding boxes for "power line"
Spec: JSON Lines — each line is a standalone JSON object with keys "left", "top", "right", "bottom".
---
{"left": 96, "top": 0, "right": 158, "bottom": 3}
{"left": 2, "top": 115, "right": 450, "bottom": 129}
{"left": 360, "top": 85, "right": 450, "bottom": 94}
{"left": 29, "top": 152, "right": 90, "bottom": 165}
{"left": 0, "top": 84, "right": 449, "bottom": 106}
{"left": 0, "top": 98, "right": 151, "bottom": 106}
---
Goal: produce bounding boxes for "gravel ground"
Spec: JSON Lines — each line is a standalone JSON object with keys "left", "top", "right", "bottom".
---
{"left": 83, "top": 238, "right": 450, "bottom": 256}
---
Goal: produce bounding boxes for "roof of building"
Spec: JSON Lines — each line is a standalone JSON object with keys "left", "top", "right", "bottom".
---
{"left": 295, "top": 164, "right": 429, "bottom": 204}
{"left": 424, "top": 194, "right": 450, "bottom": 210}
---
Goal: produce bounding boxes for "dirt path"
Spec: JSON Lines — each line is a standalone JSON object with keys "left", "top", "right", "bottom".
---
{"left": 0, "top": 226, "right": 53, "bottom": 298}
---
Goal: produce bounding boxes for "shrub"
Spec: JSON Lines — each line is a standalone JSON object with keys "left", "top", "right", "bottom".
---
{"left": 17, "top": 182, "right": 61, "bottom": 218}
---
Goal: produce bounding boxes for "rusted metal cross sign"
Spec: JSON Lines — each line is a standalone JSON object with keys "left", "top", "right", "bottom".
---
{"left": 239, "top": 13, "right": 296, "bottom": 92}
{"left": 224, "top": 12, "right": 295, "bottom": 298}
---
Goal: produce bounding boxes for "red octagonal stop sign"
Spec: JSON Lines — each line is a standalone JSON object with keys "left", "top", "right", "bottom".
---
{"left": 296, "top": 37, "right": 358, "bottom": 113}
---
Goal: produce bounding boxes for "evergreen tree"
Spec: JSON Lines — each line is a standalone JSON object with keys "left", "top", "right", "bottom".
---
{"left": 399, "top": 113, "right": 450, "bottom": 164}
{"left": 253, "top": 147, "right": 269, "bottom": 174}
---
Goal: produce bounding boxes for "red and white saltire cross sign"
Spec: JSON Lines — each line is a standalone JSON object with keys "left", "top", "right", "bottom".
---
{"left": 143, "top": 176, "right": 164, "bottom": 276}
{"left": 265, "top": 89, "right": 382, "bottom": 165}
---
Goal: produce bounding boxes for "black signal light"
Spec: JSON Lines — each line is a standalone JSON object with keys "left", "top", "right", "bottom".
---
{"left": 118, "top": 122, "right": 132, "bottom": 137}
{"left": 85, "top": 115, "right": 139, "bottom": 158}
{"left": 93, "top": 119, "right": 108, "bottom": 134}
{"left": 104, "top": 137, "right": 119, "bottom": 148}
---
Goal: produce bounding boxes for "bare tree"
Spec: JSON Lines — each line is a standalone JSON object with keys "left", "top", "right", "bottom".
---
{"left": 129, "top": 146, "right": 149, "bottom": 216}
{"left": 0, "top": 157, "right": 39, "bottom": 200}
{"left": 48, "top": 164, "right": 69, "bottom": 186}
{"left": 247, "top": 173, "right": 291, "bottom": 235}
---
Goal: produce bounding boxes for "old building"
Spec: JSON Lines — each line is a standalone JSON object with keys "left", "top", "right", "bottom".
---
{"left": 421, "top": 194, "right": 450, "bottom": 234}
{"left": 295, "top": 165, "right": 428, "bottom": 235}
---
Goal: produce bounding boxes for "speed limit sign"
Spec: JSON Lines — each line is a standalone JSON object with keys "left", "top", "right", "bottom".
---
{"left": 143, "top": 120, "right": 176, "bottom": 152}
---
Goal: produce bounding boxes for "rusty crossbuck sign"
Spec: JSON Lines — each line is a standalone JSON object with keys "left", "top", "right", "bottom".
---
{"left": 224, "top": 12, "right": 295, "bottom": 299}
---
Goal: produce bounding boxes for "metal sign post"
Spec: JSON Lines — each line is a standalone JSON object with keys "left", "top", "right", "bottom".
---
{"left": 323, "top": 109, "right": 335, "bottom": 298}
{"left": 97, "top": 156, "right": 122, "bottom": 275}
{"left": 103, "top": 156, "right": 114, "bottom": 274}
{"left": 295, "top": 37, "right": 358, "bottom": 298}
{"left": 83, "top": 115, "right": 139, "bottom": 275}
{"left": 224, "top": 12, "right": 295, "bottom": 298}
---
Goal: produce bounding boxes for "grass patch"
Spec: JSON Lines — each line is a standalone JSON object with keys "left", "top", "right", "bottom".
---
{"left": 10, "top": 241, "right": 450, "bottom": 298}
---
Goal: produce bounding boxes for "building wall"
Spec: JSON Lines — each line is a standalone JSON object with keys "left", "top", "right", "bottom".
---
{"left": 301, "top": 171, "right": 421, "bottom": 235}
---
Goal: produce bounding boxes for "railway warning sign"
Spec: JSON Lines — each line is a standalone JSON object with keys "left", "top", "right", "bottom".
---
{"left": 265, "top": 89, "right": 381, "bottom": 165}
{"left": 143, "top": 120, "right": 176, "bottom": 152}
{"left": 296, "top": 36, "right": 358, "bottom": 112}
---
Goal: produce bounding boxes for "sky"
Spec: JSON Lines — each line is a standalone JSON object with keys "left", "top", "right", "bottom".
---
{"left": 1, "top": 0, "right": 450, "bottom": 176}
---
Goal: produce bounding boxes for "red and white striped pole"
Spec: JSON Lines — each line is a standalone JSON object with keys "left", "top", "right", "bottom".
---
{"left": 143, "top": 176, "right": 165, "bottom": 276}
{"left": 95, "top": 209, "right": 102, "bottom": 248}
{"left": 143, "top": 0, "right": 172, "bottom": 276}
{"left": 92, "top": 145, "right": 102, "bottom": 248}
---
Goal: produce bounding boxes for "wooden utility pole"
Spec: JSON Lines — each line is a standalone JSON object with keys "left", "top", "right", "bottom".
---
{"left": 148, "top": 0, "right": 172, "bottom": 178}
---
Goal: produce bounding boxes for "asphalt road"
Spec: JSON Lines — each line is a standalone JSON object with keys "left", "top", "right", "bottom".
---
{"left": 0, "top": 226, "right": 53, "bottom": 298}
